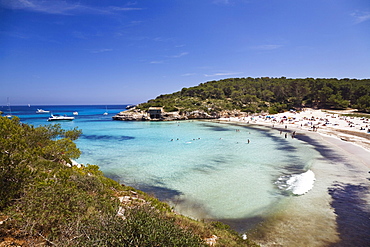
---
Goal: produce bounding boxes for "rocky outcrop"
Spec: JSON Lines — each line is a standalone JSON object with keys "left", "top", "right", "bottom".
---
{"left": 218, "top": 109, "right": 249, "bottom": 118}
{"left": 185, "top": 110, "right": 217, "bottom": 119}
{"left": 112, "top": 110, "right": 151, "bottom": 121}
{"left": 112, "top": 109, "right": 221, "bottom": 121}
{"left": 161, "top": 111, "right": 187, "bottom": 120}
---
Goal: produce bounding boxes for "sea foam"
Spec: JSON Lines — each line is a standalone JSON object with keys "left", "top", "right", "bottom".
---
{"left": 285, "top": 170, "right": 316, "bottom": 195}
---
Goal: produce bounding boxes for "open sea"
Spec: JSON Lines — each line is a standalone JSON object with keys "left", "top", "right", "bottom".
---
{"left": 3, "top": 104, "right": 370, "bottom": 246}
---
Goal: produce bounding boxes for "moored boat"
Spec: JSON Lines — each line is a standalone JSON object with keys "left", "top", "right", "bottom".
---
{"left": 103, "top": 106, "right": 108, "bottom": 115}
{"left": 36, "top": 109, "right": 50, "bottom": 114}
{"left": 48, "top": 114, "right": 74, "bottom": 121}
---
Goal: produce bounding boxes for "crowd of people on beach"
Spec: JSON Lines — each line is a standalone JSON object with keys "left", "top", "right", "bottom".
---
{"left": 220, "top": 109, "right": 368, "bottom": 131}
{"left": 218, "top": 108, "right": 370, "bottom": 150}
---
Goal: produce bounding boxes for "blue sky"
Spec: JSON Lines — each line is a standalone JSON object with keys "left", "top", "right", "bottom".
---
{"left": 1, "top": 0, "right": 369, "bottom": 105}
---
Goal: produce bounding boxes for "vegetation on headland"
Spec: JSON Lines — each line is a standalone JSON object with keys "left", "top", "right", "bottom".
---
{"left": 136, "top": 77, "right": 370, "bottom": 114}
{"left": 0, "top": 116, "right": 258, "bottom": 246}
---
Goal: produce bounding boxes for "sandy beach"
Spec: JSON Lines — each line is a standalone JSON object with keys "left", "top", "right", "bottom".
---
{"left": 220, "top": 108, "right": 370, "bottom": 154}
{"left": 218, "top": 109, "right": 370, "bottom": 246}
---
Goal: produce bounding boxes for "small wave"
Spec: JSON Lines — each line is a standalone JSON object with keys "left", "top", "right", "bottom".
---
{"left": 276, "top": 170, "right": 316, "bottom": 195}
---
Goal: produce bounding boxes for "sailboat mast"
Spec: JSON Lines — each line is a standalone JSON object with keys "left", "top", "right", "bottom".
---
{"left": 6, "top": 97, "right": 12, "bottom": 118}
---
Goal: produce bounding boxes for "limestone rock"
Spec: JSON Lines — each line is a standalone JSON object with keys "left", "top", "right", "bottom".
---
{"left": 112, "top": 110, "right": 150, "bottom": 121}
{"left": 112, "top": 108, "right": 248, "bottom": 121}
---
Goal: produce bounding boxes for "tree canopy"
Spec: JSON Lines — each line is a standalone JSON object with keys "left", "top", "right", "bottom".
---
{"left": 0, "top": 117, "right": 82, "bottom": 209}
{"left": 137, "top": 77, "right": 370, "bottom": 114}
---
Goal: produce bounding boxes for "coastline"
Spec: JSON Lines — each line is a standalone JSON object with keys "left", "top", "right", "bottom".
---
{"left": 217, "top": 108, "right": 370, "bottom": 155}
{"left": 6, "top": 105, "right": 369, "bottom": 245}
{"left": 213, "top": 109, "right": 370, "bottom": 246}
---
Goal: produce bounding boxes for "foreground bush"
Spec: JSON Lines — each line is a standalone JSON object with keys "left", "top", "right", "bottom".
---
{"left": 0, "top": 116, "right": 257, "bottom": 246}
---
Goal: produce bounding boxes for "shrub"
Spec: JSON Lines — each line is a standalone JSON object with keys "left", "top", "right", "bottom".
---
{"left": 1, "top": 117, "right": 259, "bottom": 246}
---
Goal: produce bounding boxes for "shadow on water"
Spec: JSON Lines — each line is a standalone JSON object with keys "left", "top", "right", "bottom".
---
{"left": 247, "top": 125, "right": 310, "bottom": 172}
{"left": 190, "top": 153, "right": 241, "bottom": 174}
{"left": 104, "top": 172, "right": 122, "bottom": 182}
{"left": 328, "top": 183, "right": 370, "bottom": 247}
{"left": 192, "top": 163, "right": 218, "bottom": 174}
{"left": 282, "top": 162, "right": 307, "bottom": 173}
{"left": 199, "top": 123, "right": 231, "bottom": 131}
{"left": 213, "top": 216, "right": 266, "bottom": 234}
{"left": 212, "top": 121, "right": 300, "bottom": 154}
{"left": 81, "top": 134, "right": 135, "bottom": 141}
{"left": 294, "top": 134, "right": 348, "bottom": 164}
{"left": 104, "top": 172, "right": 183, "bottom": 201}
{"left": 136, "top": 184, "right": 183, "bottom": 201}
{"left": 244, "top": 124, "right": 299, "bottom": 152}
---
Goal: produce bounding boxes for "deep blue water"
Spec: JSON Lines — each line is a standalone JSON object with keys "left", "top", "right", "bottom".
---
{"left": 1, "top": 104, "right": 122, "bottom": 125}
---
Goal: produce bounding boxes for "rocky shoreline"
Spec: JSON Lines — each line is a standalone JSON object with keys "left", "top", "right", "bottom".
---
{"left": 112, "top": 108, "right": 249, "bottom": 121}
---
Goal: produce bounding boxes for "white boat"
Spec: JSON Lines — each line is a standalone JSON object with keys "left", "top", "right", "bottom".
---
{"left": 36, "top": 109, "right": 50, "bottom": 114}
{"left": 103, "top": 106, "right": 108, "bottom": 115}
{"left": 73, "top": 111, "right": 79, "bottom": 115}
{"left": 5, "top": 97, "right": 12, "bottom": 118}
{"left": 48, "top": 114, "right": 74, "bottom": 121}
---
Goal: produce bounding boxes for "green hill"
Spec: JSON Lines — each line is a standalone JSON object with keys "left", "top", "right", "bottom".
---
{"left": 136, "top": 77, "right": 370, "bottom": 114}
{"left": 0, "top": 116, "right": 258, "bottom": 246}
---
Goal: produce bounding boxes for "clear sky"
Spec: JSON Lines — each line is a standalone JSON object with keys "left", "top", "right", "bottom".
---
{"left": 1, "top": 0, "right": 369, "bottom": 105}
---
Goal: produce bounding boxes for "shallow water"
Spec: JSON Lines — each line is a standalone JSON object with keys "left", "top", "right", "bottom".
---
{"left": 8, "top": 105, "right": 370, "bottom": 246}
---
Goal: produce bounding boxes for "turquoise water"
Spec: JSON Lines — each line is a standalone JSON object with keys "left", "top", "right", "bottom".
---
{"left": 76, "top": 120, "right": 315, "bottom": 220}
{"left": 7, "top": 104, "right": 370, "bottom": 246}
{"left": 6, "top": 105, "right": 320, "bottom": 230}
